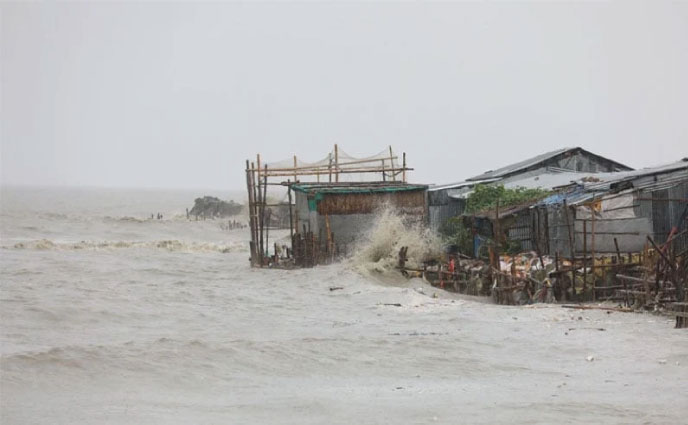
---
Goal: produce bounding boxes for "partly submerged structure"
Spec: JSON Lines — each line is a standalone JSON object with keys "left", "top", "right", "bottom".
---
{"left": 427, "top": 147, "right": 633, "bottom": 232}
{"left": 292, "top": 182, "right": 427, "bottom": 256}
{"left": 245, "top": 145, "right": 421, "bottom": 267}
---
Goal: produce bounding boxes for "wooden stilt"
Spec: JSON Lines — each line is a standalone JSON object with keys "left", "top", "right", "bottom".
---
{"left": 389, "top": 146, "right": 395, "bottom": 182}
{"left": 245, "top": 160, "right": 257, "bottom": 266}
{"left": 563, "top": 200, "right": 576, "bottom": 296}
{"left": 334, "top": 144, "right": 339, "bottom": 183}
{"left": 402, "top": 152, "right": 407, "bottom": 182}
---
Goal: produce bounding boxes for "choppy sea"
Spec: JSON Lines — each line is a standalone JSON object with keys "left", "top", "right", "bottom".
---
{"left": 1, "top": 186, "right": 687, "bottom": 424}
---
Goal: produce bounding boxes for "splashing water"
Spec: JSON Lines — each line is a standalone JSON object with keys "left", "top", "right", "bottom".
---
{"left": 350, "top": 207, "right": 443, "bottom": 274}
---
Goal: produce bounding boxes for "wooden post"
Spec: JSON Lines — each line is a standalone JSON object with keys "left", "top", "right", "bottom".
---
{"left": 257, "top": 165, "right": 264, "bottom": 264}
{"left": 256, "top": 154, "right": 262, "bottom": 190}
{"left": 293, "top": 155, "right": 298, "bottom": 182}
{"left": 245, "top": 160, "right": 256, "bottom": 266}
{"left": 287, "top": 181, "right": 294, "bottom": 241}
{"left": 330, "top": 233, "right": 335, "bottom": 262}
{"left": 494, "top": 201, "right": 501, "bottom": 275}
{"left": 328, "top": 153, "right": 332, "bottom": 183}
{"left": 563, "top": 200, "right": 576, "bottom": 296}
{"left": 265, "top": 208, "right": 271, "bottom": 260}
{"left": 544, "top": 208, "right": 551, "bottom": 254}
{"left": 262, "top": 165, "right": 268, "bottom": 259}
{"left": 614, "top": 237, "right": 629, "bottom": 307}
{"left": 251, "top": 162, "right": 259, "bottom": 250}
{"left": 334, "top": 144, "right": 339, "bottom": 183}
{"left": 251, "top": 162, "right": 260, "bottom": 263}
{"left": 325, "top": 214, "right": 332, "bottom": 261}
{"left": 555, "top": 251, "right": 563, "bottom": 302}
{"left": 389, "top": 146, "right": 395, "bottom": 182}
{"left": 402, "top": 152, "right": 407, "bottom": 182}
{"left": 591, "top": 205, "right": 596, "bottom": 302}
{"left": 583, "top": 220, "right": 587, "bottom": 294}
{"left": 381, "top": 159, "right": 386, "bottom": 182}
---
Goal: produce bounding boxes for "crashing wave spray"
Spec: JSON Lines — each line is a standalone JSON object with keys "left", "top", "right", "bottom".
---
{"left": 350, "top": 206, "right": 443, "bottom": 274}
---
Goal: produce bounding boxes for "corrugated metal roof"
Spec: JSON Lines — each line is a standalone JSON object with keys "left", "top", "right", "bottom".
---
{"left": 291, "top": 182, "right": 427, "bottom": 195}
{"left": 501, "top": 171, "right": 598, "bottom": 190}
{"left": 444, "top": 171, "right": 595, "bottom": 200}
{"left": 465, "top": 147, "right": 631, "bottom": 181}
{"left": 536, "top": 159, "right": 688, "bottom": 206}
{"left": 467, "top": 147, "right": 573, "bottom": 181}
{"left": 427, "top": 178, "right": 499, "bottom": 192}
{"left": 578, "top": 159, "right": 688, "bottom": 191}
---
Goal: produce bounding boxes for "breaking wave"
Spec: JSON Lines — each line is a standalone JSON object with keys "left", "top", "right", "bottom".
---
{"left": 7, "top": 239, "right": 247, "bottom": 254}
{"left": 350, "top": 207, "right": 443, "bottom": 274}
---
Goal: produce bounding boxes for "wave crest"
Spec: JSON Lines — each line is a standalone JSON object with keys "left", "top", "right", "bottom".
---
{"left": 350, "top": 207, "right": 443, "bottom": 274}
{"left": 8, "top": 239, "right": 246, "bottom": 253}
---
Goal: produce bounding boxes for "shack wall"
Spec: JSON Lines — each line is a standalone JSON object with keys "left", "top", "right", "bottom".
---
{"left": 295, "top": 190, "right": 320, "bottom": 235}
{"left": 428, "top": 150, "right": 627, "bottom": 233}
{"left": 429, "top": 200, "right": 466, "bottom": 233}
{"left": 294, "top": 188, "right": 427, "bottom": 251}
{"left": 540, "top": 178, "right": 688, "bottom": 256}
{"left": 504, "top": 210, "right": 534, "bottom": 252}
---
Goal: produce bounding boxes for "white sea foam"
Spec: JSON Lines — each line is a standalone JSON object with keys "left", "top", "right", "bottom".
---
{"left": 1, "top": 186, "right": 686, "bottom": 425}
{"left": 351, "top": 207, "right": 443, "bottom": 274}
{"left": 8, "top": 238, "right": 246, "bottom": 253}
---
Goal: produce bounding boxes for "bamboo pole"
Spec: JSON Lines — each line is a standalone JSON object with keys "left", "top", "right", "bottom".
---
{"left": 256, "top": 154, "right": 262, "bottom": 189}
{"left": 258, "top": 167, "right": 412, "bottom": 178}
{"left": 389, "top": 146, "right": 395, "bottom": 182}
{"left": 251, "top": 162, "right": 259, "bottom": 260}
{"left": 245, "top": 160, "right": 256, "bottom": 266}
{"left": 262, "top": 165, "right": 268, "bottom": 259}
{"left": 402, "top": 152, "right": 407, "bottom": 182}
{"left": 614, "top": 237, "right": 629, "bottom": 307}
{"left": 334, "top": 144, "right": 339, "bottom": 183}
{"left": 494, "top": 201, "right": 501, "bottom": 272}
{"left": 583, "top": 220, "right": 587, "bottom": 293}
{"left": 287, "top": 180, "right": 294, "bottom": 241}
{"left": 591, "top": 206, "right": 596, "bottom": 302}
{"left": 293, "top": 155, "right": 297, "bottom": 182}
{"left": 563, "top": 200, "right": 576, "bottom": 296}
{"left": 260, "top": 156, "right": 399, "bottom": 173}
{"left": 257, "top": 165, "right": 264, "bottom": 264}
{"left": 265, "top": 208, "right": 271, "bottom": 260}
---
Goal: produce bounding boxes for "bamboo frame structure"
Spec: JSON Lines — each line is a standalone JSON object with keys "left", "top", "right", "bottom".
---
{"left": 245, "top": 145, "right": 413, "bottom": 267}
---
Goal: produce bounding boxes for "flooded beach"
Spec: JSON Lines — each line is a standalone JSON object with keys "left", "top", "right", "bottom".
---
{"left": 1, "top": 186, "right": 687, "bottom": 424}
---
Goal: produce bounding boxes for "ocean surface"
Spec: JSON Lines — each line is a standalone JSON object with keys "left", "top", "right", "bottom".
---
{"left": 1, "top": 186, "right": 687, "bottom": 424}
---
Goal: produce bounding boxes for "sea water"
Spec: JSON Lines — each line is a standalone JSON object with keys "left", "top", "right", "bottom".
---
{"left": 1, "top": 186, "right": 687, "bottom": 424}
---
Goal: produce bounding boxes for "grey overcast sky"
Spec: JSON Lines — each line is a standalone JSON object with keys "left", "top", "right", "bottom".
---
{"left": 1, "top": 1, "right": 687, "bottom": 190}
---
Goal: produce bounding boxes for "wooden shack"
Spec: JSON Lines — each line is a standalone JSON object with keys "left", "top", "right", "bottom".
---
{"left": 291, "top": 182, "right": 428, "bottom": 255}
{"left": 245, "top": 145, "right": 418, "bottom": 267}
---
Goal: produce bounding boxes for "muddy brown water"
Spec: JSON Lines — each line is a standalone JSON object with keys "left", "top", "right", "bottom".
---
{"left": 1, "top": 186, "right": 687, "bottom": 424}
